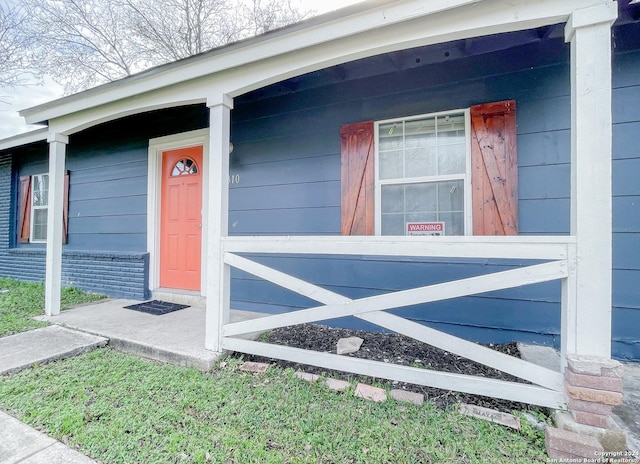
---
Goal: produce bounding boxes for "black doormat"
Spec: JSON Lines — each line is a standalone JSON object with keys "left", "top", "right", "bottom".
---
{"left": 124, "top": 300, "right": 189, "bottom": 316}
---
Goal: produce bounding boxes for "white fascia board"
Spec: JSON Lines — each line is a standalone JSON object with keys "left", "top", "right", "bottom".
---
{"left": 29, "top": 0, "right": 611, "bottom": 135}
{"left": 0, "top": 127, "right": 48, "bottom": 151}
{"left": 19, "top": 0, "right": 483, "bottom": 126}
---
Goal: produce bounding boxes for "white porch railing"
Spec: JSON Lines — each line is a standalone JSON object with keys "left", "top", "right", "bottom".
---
{"left": 217, "top": 235, "right": 576, "bottom": 409}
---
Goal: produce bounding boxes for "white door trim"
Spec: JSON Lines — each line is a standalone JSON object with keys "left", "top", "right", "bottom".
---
{"left": 147, "top": 128, "right": 210, "bottom": 295}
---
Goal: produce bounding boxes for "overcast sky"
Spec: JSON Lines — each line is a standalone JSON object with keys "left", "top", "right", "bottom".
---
{"left": 0, "top": 0, "right": 365, "bottom": 140}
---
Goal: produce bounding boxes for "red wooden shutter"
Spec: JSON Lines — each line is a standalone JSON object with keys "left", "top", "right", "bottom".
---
{"left": 18, "top": 176, "right": 32, "bottom": 243}
{"left": 340, "top": 121, "right": 374, "bottom": 235}
{"left": 63, "top": 171, "right": 70, "bottom": 244}
{"left": 470, "top": 100, "right": 518, "bottom": 235}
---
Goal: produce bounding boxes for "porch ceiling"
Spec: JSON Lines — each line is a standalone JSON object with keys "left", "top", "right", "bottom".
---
{"left": 237, "top": 25, "right": 568, "bottom": 104}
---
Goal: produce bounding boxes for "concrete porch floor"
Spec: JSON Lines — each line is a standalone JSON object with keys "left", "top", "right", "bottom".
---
{"left": 40, "top": 298, "right": 264, "bottom": 371}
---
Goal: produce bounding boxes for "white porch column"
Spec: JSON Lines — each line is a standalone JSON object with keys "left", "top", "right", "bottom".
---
{"left": 44, "top": 132, "right": 69, "bottom": 316}
{"left": 562, "top": 2, "right": 617, "bottom": 361}
{"left": 205, "top": 94, "right": 233, "bottom": 352}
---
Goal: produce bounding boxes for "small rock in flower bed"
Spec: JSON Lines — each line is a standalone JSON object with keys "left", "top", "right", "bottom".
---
{"left": 337, "top": 336, "right": 364, "bottom": 355}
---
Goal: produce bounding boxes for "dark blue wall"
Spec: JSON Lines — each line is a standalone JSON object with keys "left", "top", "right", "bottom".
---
{"left": 230, "top": 38, "right": 574, "bottom": 236}
{"left": 228, "top": 34, "right": 640, "bottom": 359}
{"left": 611, "top": 43, "right": 640, "bottom": 359}
{"left": 0, "top": 106, "right": 209, "bottom": 298}
{"left": 226, "top": 37, "right": 571, "bottom": 351}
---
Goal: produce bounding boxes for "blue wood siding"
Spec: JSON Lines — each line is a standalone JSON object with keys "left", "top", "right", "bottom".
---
{"left": 228, "top": 36, "right": 640, "bottom": 359}
{"left": 13, "top": 139, "right": 149, "bottom": 252}
{"left": 611, "top": 47, "right": 640, "bottom": 358}
{"left": 0, "top": 152, "right": 15, "bottom": 250}
{"left": 66, "top": 152, "right": 148, "bottom": 251}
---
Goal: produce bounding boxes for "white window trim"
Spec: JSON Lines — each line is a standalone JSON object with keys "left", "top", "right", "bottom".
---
{"left": 374, "top": 108, "right": 472, "bottom": 236}
{"left": 29, "top": 173, "right": 49, "bottom": 243}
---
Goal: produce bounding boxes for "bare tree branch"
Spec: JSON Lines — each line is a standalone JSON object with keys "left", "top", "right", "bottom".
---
{"left": 20, "top": 0, "right": 142, "bottom": 93}
{"left": 0, "top": 2, "right": 38, "bottom": 93}
{"left": 15, "top": 0, "right": 313, "bottom": 95}
{"left": 239, "top": 0, "right": 307, "bottom": 37}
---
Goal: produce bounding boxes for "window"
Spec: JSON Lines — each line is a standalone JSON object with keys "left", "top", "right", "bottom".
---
{"left": 18, "top": 171, "right": 70, "bottom": 244}
{"left": 376, "top": 111, "right": 470, "bottom": 236}
{"left": 340, "top": 100, "right": 518, "bottom": 237}
{"left": 30, "top": 174, "right": 49, "bottom": 242}
{"left": 171, "top": 158, "right": 198, "bottom": 176}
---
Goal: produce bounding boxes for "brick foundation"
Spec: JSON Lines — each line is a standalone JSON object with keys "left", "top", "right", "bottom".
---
{"left": 546, "top": 355, "right": 628, "bottom": 459}
{"left": 565, "top": 355, "right": 624, "bottom": 428}
{"left": 546, "top": 426, "right": 604, "bottom": 461}
{"left": 0, "top": 249, "right": 150, "bottom": 300}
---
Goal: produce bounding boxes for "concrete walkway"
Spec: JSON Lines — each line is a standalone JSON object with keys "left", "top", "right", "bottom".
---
{"left": 612, "top": 361, "right": 640, "bottom": 452}
{"left": 0, "top": 325, "right": 107, "bottom": 376}
{"left": 0, "top": 411, "right": 96, "bottom": 464}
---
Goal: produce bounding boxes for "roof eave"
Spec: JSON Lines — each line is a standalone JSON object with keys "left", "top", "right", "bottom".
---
{"left": 19, "top": 0, "right": 484, "bottom": 126}
{"left": 18, "top": 0, "right": 391, "bottom": 124}
{"left": 0, "top": 128, "right": 48, "bottom": 151}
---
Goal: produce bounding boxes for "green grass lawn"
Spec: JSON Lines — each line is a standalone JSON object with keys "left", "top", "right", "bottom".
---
{"left": 0, "top": 278, "right": 105, "bottom": 337}
{"left": 0, "top": 278, "right": 549, "bottom": 463}
{"left": 0, "top": 350, "right": 549, "bottom": 463}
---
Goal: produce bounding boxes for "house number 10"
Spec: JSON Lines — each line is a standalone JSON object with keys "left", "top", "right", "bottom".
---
{"left": 229, "top": 174, "right": 240, "bottom": 184}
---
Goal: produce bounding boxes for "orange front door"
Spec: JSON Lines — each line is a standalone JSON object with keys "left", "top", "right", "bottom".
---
{"left": 160, "top": 146, "right": 203, "bottom": 291}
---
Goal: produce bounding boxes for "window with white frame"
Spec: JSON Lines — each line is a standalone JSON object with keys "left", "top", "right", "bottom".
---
{"left": 30, "top": 174, "right": 49, "bottom": 242}
{"left": 375, "top": 110, "right": 470, "bottom": 236}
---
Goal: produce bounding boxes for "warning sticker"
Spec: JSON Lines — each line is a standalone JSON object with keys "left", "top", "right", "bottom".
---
{"left": 406, "top": 222, "right": 445, "bottom": 236}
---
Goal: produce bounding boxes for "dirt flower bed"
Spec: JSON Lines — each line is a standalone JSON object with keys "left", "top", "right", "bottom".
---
{"left": 237, "top": 323, "right": 540, "bottom": 413}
